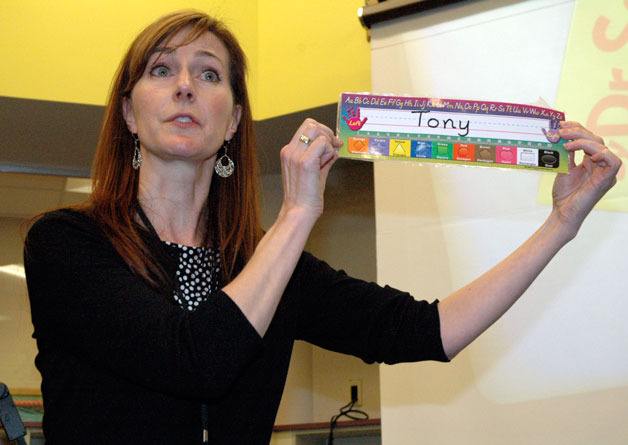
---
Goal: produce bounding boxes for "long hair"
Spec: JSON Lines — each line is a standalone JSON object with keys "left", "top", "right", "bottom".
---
{"left": 85, "top": 11, "right": 262, "bottom": 288}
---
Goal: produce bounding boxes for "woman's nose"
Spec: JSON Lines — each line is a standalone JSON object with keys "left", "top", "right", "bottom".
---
{"left": 175, "top": 71, "right": 195, "bottom": 102}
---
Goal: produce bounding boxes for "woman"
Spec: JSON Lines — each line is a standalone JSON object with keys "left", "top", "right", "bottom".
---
{"left": 24, "top": 10, "right": 621, "bottom": 445}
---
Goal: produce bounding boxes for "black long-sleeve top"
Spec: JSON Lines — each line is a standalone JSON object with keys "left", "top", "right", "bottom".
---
{"left": 24, "top": 209, "right": 449, "bottom": 444}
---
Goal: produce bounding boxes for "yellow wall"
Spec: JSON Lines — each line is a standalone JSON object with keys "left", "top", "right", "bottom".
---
{"left": 0, "top": 0, "right": 258, "bottom": 107}
{"left": 256, "top": 0, "right": 370, "bottom": 118}
{"left": 0, "top": 0, "right": 369, "bottom": 119}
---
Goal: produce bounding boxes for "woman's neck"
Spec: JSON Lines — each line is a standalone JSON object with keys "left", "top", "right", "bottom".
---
{"left": 137, "top": 155, "right": 214, "bottom": 247}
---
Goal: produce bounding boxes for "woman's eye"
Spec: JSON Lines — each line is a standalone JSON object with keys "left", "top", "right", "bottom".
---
{"left": 201, "top": 70, "right": 220, "bottom": 82}
{"left": 150, "top": 65, "right": 170, "bottom": 77}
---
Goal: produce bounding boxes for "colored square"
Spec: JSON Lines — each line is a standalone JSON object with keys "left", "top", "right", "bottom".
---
{"left": 348, "top": 137, "right": 368, "bottom": 154}
{"left": 411, "top": 140, "right": 432, "bottom": 158}
{"left": 476, "top": 144, "right": 495, "bottom": 163}
{"left": 496, "top": 145, "right": 517, "bottom": 164}
{"left": 517, "top": 147, "right": 538, "bottom": 166}
{"left": 389, "top": 139, "right": 411, "bottom": 157}
{"left": 368, "top": 138, "right": 389, "bottom": 156}
{"left": 454, "top": 143, "right": 476, "bottom": 161}
{"left": 538, "top": 149, "right": 560, "bottom": 168}
{"left": 432, "top": 142, "right": 453, "bottom": 160}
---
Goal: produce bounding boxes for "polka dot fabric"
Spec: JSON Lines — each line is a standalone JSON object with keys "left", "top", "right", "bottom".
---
{"left": 163, "top": 241, "right": 220, "bottom": 311}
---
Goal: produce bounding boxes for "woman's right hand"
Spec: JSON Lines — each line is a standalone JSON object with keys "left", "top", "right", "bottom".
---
{"left": 279, "top": 118, "right": 342, "bottom": 221}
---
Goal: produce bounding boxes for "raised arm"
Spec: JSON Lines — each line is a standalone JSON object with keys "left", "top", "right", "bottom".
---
{"left": 223, "top": 119, "right": 341, "bottom": 335}
{"left": 438, "top": 122, "right": 622, "bottom": 359}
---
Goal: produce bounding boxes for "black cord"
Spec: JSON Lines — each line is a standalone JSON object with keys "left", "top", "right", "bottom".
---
{"left": 327, "top": 400, "right": 369, "bottom": 445}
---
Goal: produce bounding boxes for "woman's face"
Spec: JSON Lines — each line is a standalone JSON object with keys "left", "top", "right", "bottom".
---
{"left": 123, "top": 29, "right": 241, "bottom": 163}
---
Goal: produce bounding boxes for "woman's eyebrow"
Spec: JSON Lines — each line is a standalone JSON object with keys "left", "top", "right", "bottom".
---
{"left": 148, "top": 47, "right": 223, "bottom": 64}
{"left": 194, "top": 50, "right": 224, "bottom": 66}
{"left": 149, "top": 46, "right": 175, "bottom": 57}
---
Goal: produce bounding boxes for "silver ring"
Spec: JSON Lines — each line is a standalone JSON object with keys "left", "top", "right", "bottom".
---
{"left": 299, "top": 134, "right": 311, "bottom": 145}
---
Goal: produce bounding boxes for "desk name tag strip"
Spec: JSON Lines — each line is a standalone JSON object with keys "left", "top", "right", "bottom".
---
{"left": 337, "top": 93, "right": 567, "bottom": 173}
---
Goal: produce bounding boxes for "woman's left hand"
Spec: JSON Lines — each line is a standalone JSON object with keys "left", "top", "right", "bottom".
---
{"left": 551, "top": 121, "right": 622, "bottom": 236}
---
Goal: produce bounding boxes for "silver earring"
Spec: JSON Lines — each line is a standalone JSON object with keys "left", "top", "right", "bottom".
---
{"left": 214, "top": 140, "right": 234, "bottom": 178}
{"left": 132, "top": 133, "right": 142, "bottom": 170}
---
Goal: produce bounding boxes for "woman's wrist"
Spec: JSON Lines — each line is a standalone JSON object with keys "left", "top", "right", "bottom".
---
{"left": 545, "top": 209, "right": 579, "bottom": 246}
{"left": 277, "top": 203, "right": 321, "bottom": 229}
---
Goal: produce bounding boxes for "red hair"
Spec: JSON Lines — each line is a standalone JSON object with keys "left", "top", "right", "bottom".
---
{"left": 84, "top": 10, "right": 262, "bottom": 287}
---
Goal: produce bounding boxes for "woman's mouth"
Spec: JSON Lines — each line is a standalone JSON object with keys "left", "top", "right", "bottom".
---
{"left": 168, "top": 114, "right": 200, "bottom": 128}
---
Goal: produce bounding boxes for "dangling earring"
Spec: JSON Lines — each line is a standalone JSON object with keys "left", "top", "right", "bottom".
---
{"left": 132, "top": 133, "right": 143, "bottom": 170}
{"left": 214, "top": 139, "right": 234, "bottom": 178}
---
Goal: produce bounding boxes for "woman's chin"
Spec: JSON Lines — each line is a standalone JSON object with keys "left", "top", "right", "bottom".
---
{"left": 160, "top": 141, "right": 218, "bottom": 162}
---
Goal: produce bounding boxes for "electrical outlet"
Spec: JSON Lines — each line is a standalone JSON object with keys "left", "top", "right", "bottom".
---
{"left": 349, "top": 379, "right": 362, "bottom": 406}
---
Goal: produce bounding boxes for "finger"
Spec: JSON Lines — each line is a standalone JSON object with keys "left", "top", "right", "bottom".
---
{"left": 301, "top": 134, "right": 337, "bottom": 163}
{"left": 590, "top": 151, "right": 611, "bottom": 168}
{"left": 559, "top": 120, "right": 582, "bottom": 128}
{"left": 295, "top": 127, "right": 340, "bottom": 150}
{"left": 563, "top": 138, "right": 607, "bottom": 157}
{"left": 319, "top": 143, "right": 338, "bottom": 169}
{"left": 314, "top": 124, "right": 341, "bottom": 148}
{"left": 289, "top": 119, "right": 320, "bottom": 146}
{"left": 308, "top": 137, "right": 339, "bottom": 173}
{"left": 301, "top": 134, "right": 332, "bottom": 166}
{"left": 582, "top": 153, "right": 594, "bottom": 174}
{"left": 559, "top": 123, "right": 604, "bottom": 145}
{"left": 290, "top": 118, "right": 336, "bottom": 147}
{"left": 282, "top": 134, "right": 332, "bottom": 176}
{"left": 299, "top": 119, "right": 342, "bottom": 148}
{"left": 591, "top": 148, "right": 623, "bottom": 172}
